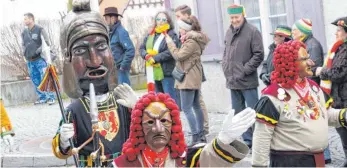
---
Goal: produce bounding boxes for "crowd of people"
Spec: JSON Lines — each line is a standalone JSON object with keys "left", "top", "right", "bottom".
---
{"left": 1, "top": 0, "right": 347, "bottom": 167}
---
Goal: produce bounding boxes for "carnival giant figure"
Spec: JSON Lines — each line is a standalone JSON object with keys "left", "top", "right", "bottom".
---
{"left": 51, "top": 1, "right": 138, "bottom": 166}
{"left": 111, "top": 91, "right": 255, "bottom": 167}
{"left": 252, "top": 40, "right": 347, "bottom": 167}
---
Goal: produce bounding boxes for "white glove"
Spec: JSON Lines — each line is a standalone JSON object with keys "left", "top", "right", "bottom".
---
{"left": 114, "top": 84, "right": 138, "bottom": 109}
{"left": 59, "top": 123, "right": 74, "bottom": 149}
{"left": 3, "top": 134, "right": 14, "bottom": 152}
{"left": 218, "top": 107, "right": 256, "bottom": 144}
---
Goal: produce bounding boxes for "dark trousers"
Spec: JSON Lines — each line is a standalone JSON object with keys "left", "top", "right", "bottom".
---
{"left": 337, "top": 127, "right": 347, "bottom": 158}
{"left": 230, "top": 88, "right": 259, "bottom": 146}
{"left": 270, "top": 152, "right": 318, "bottom": 167}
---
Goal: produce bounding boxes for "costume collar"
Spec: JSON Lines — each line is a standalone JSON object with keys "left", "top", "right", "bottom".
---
{"left": 141, "top": 145, "right": 169, "bottom": 167}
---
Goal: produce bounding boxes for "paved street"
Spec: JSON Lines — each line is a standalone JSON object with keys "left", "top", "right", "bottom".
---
{"left": 0, "top": 89, "right": 345, "bottom": 167}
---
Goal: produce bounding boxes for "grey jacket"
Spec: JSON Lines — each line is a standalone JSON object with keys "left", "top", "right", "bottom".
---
{"left": 222, "top": 20, "right": 264, "bottom": 89}
{"left": 303, "top": 35, "right": 324, "bottom": 85}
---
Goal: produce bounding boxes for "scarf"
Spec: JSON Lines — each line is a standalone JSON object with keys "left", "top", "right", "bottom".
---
{"left": 320, "top": 40, "right": 346, "bottom": 94}
{"left": 145, "top": 24, "right": 170, "bottom": 81}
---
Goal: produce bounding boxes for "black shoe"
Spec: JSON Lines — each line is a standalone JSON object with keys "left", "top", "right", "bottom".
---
{"left": 198, "top": 132, "right": 207, "bottom": 143}
{"left": 325, "top": 159, "right": 331, "bottom": 164}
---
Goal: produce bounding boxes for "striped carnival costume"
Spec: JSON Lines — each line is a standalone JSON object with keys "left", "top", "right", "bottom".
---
{"left": 252, "top": 40, "right": 347, "bottom": 167}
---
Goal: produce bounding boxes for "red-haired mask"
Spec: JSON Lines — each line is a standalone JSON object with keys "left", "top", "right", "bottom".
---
{"left": 122, "top": 92, "right": 186, "bottom": 162}
{"left": 271, "top": 40, "right": 314, "bottom": 88}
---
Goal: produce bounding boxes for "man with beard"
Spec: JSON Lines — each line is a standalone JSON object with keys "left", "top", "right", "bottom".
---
{"left": 51, "top": 1, "right": 138, "bottom": 166}
{"left": 252, "top": 40, "right": 347, "bottom": 167}
{"left": 111, "top": 92, "right": 255, "bottom": 167}
{"left": 103, "top": 7, "right": 135, "bottom": 85}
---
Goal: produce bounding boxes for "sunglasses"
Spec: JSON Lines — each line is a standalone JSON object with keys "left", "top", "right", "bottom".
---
{"left": 156, "top": 18, "right": 167, "bottom": 22}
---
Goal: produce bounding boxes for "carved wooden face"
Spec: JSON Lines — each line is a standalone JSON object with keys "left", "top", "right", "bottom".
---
{"left": 142, "top": 102, "right": 172, "bottom": 152}
{"left": 296, "top": 47, "right": 315, "bottom": 78}
{"left": 70, "top": 34, "right": 115, "bottom": 95}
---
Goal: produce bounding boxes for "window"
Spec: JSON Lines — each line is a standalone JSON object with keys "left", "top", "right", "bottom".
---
{"left": 269, "top": 0, "right": 287, "bottom": 32}
{"left": 240, "top": 0, "right": 262, "bottom": 32}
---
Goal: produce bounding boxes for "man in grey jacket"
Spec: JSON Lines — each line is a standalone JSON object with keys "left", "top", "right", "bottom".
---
{"left": 22, "top": 13, "right": 55, "bottom": 105}
{"left": 222, "top": 4, "right": 264, "bottom": 149}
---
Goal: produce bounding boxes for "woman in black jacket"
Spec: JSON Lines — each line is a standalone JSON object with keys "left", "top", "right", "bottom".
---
{"left": 259, "top": 25, "right": 291, "bottom": 85}
{"left": 316, "top": 16, "right": 347, "bottom": 167}
{"left": 139, "top": 11, "right": 179, "bottom": 102}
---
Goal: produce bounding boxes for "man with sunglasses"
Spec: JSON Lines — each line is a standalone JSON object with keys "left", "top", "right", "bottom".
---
{"left": 104, "top": 7, "right": 135, "bottom": 85}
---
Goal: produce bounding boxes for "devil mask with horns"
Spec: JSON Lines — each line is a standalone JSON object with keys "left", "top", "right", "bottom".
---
{"left": 61, "top": 0, "right": 117, "bottom": 98}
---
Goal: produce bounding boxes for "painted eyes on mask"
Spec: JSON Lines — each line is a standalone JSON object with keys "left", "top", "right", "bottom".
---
{"left": 72, "top": 42, "right": 108, "bottom": 55}
{"left": 96, "top": 43, "right": 108, "bottom": 50}
{"left": 144, "top": 119, "right": 170, "bottom": 126}
{"left": 73, "top": 47, "right": 87, "bottom": 55}
{"left": 147, "top": 120, "right": 154, "bottom": 125}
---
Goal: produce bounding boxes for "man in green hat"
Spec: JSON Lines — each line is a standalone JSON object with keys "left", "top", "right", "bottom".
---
{"left": 222, "top": 4, "right": 264, "bottom": 150}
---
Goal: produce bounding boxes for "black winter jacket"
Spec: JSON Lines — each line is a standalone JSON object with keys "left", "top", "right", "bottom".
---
{"left": 303, "top": 35, "right": 324, "bottom": 85}
{"left": 320, "top": 42, "right": 347, "bottom": 108}
{"left": 259, "top": 43, "right": 276, "bottom": 85}
{"left": 140, "top": 29, "right": 179, "bottom": 77}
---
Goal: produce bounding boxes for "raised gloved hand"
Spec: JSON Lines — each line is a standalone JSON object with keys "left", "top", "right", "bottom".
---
{"left": 218, "top": 107, "right": 256, "bottom": 144}
{"left": 59, "top": 123, "right": 74, "bottom": 149}
{"left": 3, "top": 134, "right": 14, "bottom": 152}
{"left": 114, "top": 84, "right": 138, "bottom": 109}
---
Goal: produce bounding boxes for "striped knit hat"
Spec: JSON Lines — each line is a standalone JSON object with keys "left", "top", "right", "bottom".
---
{"left": 293, "top": 18, "right": 312, "bottom": 35}
{"left": 227, "top": 4, "right": 246, "bottom": 16}
{"left": 270, "top": 25, "right": 292, "bottom": 37}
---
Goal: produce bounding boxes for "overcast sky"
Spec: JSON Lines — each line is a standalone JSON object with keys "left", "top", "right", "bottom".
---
{"left": 0, "top": 0, "right": 67, "bottom": 26}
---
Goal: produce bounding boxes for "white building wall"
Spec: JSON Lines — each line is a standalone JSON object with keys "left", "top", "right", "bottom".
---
{"left": 169, "top": 0, "right": 197, "bottom": 15}
{"left": 322, "top": 0, "right": 347, "bottom": 49}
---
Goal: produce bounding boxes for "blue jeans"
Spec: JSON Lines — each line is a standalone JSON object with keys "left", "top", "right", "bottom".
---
{"left": 27, "top": 58, "right": 55, "bottom": 101}
{"left": 155, "top": 77, "right": 178, "bottom": 104}
{"left": 180, "top": 89, "right": 204, "bottom": 135}
{"left": 324, "top": 146, "right": 331, "bottom": 160}
{"left": 230, "top": 88, "right": 259, "bottom": 146}
{"left": 118, "top": 70, "right": 131, "bottom": 85}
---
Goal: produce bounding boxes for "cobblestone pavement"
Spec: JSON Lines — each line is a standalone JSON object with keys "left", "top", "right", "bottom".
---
{"left": 1, "top": 90, "right": 345, "bottom": 167}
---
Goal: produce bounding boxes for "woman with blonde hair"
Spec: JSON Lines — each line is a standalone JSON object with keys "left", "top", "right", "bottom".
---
{"left": 165, "top": 16, "right": 209, "bottom": 145}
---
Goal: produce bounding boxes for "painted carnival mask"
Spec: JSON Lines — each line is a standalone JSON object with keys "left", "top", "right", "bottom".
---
{"left": 70, "top": 34, "right": 115, "bottom": 95}
{"left": 142, "top": 102, "right": 172, "bottom": 152}
{"left": 296, "top": 47, "right": 315, "bottom": 78}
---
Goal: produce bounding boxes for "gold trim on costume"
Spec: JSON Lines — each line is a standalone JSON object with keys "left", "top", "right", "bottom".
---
{"left": 190, "top": 148, "right": 203, "bottom": 167}
{"left": 256, "top": 113, "right": 278, "bottom": 125}
{"left": 212, "top": 139, "right": 235, "bottom": 163}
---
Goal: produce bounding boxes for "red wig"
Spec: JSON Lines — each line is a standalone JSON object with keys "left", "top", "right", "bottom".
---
{"left": 121, "top": 92, "right": 186, "bottom": 161}
{"left": 271, "top": 40, "right": 306, "bottom": 88}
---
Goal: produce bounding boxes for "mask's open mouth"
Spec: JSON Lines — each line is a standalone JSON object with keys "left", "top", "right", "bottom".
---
{"left": 153, "top": 134, "right": 166, "bottom": 140}
{"left": 86, "top": 66, "right": 108, "bottom": 79}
